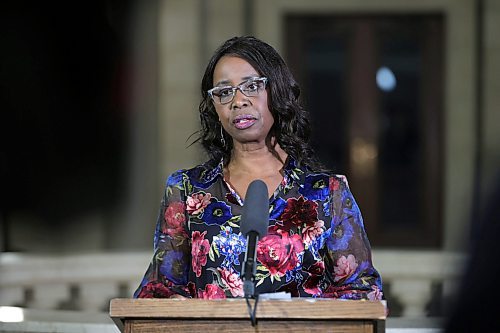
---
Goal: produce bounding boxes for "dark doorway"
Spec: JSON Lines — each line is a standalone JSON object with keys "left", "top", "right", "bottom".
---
{"left": 286, "top": 14, "right": 444, "bottom": 248}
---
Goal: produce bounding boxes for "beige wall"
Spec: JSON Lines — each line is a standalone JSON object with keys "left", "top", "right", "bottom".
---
{"left": 158, "top": 0, "right": 202, "bottom": 177}
{"left": 111, "top": 1, "right": 161, "bottom": 249}
{"left": 158, "top": 0, "right": 248, "bottom": 179}
{"left": 482, "top": 0, "right": 500, "bottom": 199}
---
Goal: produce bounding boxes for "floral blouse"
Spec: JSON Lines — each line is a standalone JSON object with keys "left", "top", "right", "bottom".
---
{"left": 134, "top": 157, "right": 383, "bottom": 300}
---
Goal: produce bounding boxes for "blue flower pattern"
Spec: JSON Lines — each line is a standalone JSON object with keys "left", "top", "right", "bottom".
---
{"left": 212, "top": 226, "right": 247, "bottom": 268}
{"left": 202, "top": 200, "right": 232, "bottom": 226}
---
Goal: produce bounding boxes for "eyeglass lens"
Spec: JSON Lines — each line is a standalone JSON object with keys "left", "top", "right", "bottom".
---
{"left": 211, "top": 78, "right": 266, "bottom": 104}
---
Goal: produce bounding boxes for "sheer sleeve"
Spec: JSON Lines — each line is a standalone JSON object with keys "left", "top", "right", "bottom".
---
{"left": 322, "top": 176, "right": 383, "bottom": 300}
{"left": 133, "top": 171, "right": 193, "bottom": 298}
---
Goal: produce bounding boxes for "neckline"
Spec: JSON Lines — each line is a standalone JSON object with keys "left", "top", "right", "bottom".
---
{"left": 221, "top": 155, "right": 294, "bottom": 206}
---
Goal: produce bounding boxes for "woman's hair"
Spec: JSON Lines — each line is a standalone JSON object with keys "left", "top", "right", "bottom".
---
{"left": 197, "top": 36, "right": 324, "bottom": 171}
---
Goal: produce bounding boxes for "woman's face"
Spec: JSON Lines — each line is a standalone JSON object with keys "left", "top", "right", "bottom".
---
{"left": 211, "top": 56, "right": 274, "bottom": 147}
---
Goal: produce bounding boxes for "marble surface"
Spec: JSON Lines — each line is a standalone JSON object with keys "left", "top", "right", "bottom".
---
{"left": 0, "top": 308, "right": 119, "bottom": 333}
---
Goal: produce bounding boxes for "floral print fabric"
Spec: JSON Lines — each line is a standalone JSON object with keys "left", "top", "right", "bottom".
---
{"left": 134, "top": 158, "right": 383, "bottom": 300}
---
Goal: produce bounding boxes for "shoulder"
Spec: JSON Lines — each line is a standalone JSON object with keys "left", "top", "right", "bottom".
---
{"left": 300, "top": 168, "right": 350, "bottom": 190}
{"left": 165, "top": 159, "right": 222, "bottom": 191}
{"left": 328, "top": 174, "right": 350, "bottom": 192}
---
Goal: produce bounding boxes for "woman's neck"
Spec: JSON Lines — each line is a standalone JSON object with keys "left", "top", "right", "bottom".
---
{"left": 228, "top": 142, "right": 288, "bottom": 177}
{"left": 224, "top": 142, "right": 288, "bottom": 199}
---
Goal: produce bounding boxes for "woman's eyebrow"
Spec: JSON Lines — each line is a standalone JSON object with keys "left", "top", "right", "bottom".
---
{"left": 214, "top": 75, "right": 259, "bottom": 87}
{"left": 240, "top": 75, "right": 259, "bottom": 82}
{"left": 214, "top": 79, "right": 231, "bottom": 87}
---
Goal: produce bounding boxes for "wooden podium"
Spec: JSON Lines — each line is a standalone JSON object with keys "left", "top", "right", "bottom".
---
{"left": 109, "top": 298, "right": 386, "bottom": 333}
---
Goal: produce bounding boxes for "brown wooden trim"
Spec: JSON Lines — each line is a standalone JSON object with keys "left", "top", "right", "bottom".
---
{"left": 110, "top": 298, "right": 387, "bottom": 320}
{"left": 127, "top": 319, "right": 375, "bottom": 332}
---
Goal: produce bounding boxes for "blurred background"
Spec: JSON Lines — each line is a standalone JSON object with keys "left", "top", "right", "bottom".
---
{"left": 1, "top": 0, "right": 499, "bottom": 330}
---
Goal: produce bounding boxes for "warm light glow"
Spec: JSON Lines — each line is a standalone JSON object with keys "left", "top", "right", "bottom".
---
{"left": 0, "top": 306, "right": 24, "bottom": 322}
{"left": 350, "top": 138, "right": 378, "bottom": 177}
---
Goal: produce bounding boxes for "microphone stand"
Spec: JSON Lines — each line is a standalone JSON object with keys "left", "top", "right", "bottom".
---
{"left": 242, "top": 232, "right": 260, "bottom": 327}
{"left": 244, "top": 294, "right": 259, "bottom": 327}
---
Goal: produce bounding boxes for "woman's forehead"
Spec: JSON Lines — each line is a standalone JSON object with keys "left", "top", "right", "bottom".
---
{"left": 213, "top": 56, "right": 259, "bottom": 86}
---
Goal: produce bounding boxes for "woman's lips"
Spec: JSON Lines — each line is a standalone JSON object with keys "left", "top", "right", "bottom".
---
{"left": 233, "top": 115, "right": 257, "bottom": 129}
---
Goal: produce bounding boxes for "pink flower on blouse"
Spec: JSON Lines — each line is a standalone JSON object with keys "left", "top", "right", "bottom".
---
{"left": 257, "top": 226, "right": 305, "bottom": 277}
{"left": 333, "top": 254, "right": 358, "bottom": 282}
{"left": 329, "top": 177, "right": 341, "bottom": 191}
{"left": 218, "top": 268, "right": 244, "bottom": 297}
{"left": 163, "top": 202, "right": 187, "bottom": 238}
{"left": 197, "top": 284, "right": 226, "bottom": 299}
{"left": 367, "top": 285, "right": 383, "bottom": 300}
{"left": 302, "top": 220, "right": 324, "bottom": 246}
{"left": 191, "top": 231, "right": 210, "bottom": 277}
{"left": 186, "top": 192, "right": 212, "bottom": 215}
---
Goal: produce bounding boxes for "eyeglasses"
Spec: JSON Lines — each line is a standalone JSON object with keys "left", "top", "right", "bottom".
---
{"left": 208, "top": 77, "right": 268, "bottom": 105}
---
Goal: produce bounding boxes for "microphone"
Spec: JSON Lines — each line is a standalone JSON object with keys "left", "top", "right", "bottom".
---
{"left": 240, "top": 179, "right": 269, "bottom": 298}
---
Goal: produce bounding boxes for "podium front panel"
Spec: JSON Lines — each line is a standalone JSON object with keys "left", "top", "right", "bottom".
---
{"left": 110, "top": 298, "right": 386, "bottom": 333}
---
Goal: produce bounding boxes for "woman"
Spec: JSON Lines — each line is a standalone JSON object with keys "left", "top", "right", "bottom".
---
{"left": 134, "top": 36, "right": 383, "bottom": 300}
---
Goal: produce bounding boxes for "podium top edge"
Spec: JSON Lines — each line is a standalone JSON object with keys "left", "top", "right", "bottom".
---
{"left": 109, "top": 298, "right": 387, "bottom": 320}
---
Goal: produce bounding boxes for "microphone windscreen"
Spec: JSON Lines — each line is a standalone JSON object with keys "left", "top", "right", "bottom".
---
{"left": 240, "top": 179, "right": 269, "bottom": 238}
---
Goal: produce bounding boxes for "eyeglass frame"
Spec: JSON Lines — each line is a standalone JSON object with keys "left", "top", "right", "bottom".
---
{"left": 207, "top": 77, "right": 268, "bottom": 105}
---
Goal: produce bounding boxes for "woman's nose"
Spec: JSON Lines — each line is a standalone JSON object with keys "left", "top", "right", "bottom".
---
{"left": 231, "top": 89, "right": 249, "bottom": 110}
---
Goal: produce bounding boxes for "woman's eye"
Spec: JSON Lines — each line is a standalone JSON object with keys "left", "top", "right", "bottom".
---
{"left": 246, "top": 83, "right": 258, "bottom": 91}
{"left": 218, "top": 88, "right": 232, "bottom": 96}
